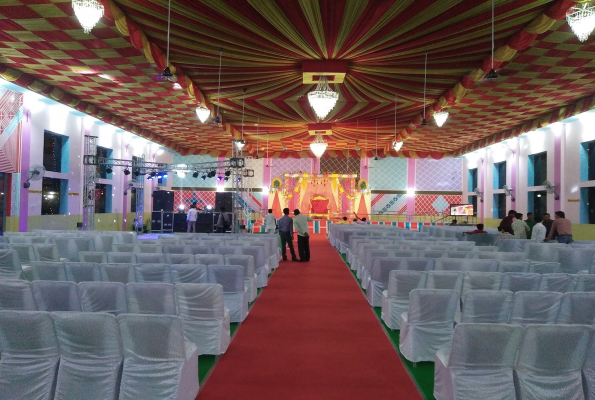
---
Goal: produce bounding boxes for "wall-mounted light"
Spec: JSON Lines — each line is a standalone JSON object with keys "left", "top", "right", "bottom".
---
{"left": 407, "top": 188, "right": 415, "bottom": 197}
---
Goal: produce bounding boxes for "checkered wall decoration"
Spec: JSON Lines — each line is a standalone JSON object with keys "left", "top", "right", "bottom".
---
{"left": 415, "top": 194, "right": 463, "bottom": 216}
{"left": 415, "top": 158, "right": 462, "bottom": 191}
{"left": 320, "top": 157, "right": 360, "bottom": 175}
{"left": 371, "top": 193, "right": 407, "bottom": 215}
{"left": 174, "top": 190, "right": 216, "bottom": 209}
{"left": 172, "top": 153, "right": 217, "bottom": 188}
{"left": 271, "top": 158, "right": 312, "bottom": 183}
{"left": 369, "top": 157, "right": 407, "bottom": 190}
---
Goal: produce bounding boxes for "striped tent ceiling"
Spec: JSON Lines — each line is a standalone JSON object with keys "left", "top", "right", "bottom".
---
{"left": 1, "top": 0, "right": 594, "bottom": 158}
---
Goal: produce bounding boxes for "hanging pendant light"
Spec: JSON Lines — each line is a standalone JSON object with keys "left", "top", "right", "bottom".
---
{"left": 255, "top": 117, "right": 259, "bottom": 159}
{"left": 161, "top": 0, "right": 174, "bottom": 79}
{"left": 374, "top": 119, "right": 379, "bottom": 160}
{"left": 567, "top": 3, "right": 595, "bottom": 42}
{"left": 310, "top": 133, "right": 328, "bottom": 158}
{"left": 434, "top": 111, "right": 449, "bottom": 127}
{"left": 486, "top": 0, "right": 499, "bottom": 80}
{"left": 392, "top": 95, "right": 403, "bottom": 152}
{"left": 421, "top": 51, "right": 428, "bottom": 126}
{"left": 195, "top": 106, "right": 209, "bottom": 123}
{"left": 307, "top": 77, "right": 339, "bottom": 119}
{"left": 214, "top": 48, "right": 223, "bottom": 125}
{"left": 236, "top": 89, "right": 246, "bottom": 151}
{"left": 72, "top": 0, "right": 104, "bottom": 34}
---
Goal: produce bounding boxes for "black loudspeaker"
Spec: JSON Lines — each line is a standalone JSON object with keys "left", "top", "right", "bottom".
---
{"left": 196, "top": 213, "right": 214, "bottom": 233}
{"left": 162, "top": 212, "right": 173, "bottom": 232}
{"left": 152, "top": 190, "right": 174, "bottom": 212}
{"left": 215, "top": 192, "right": 233, "bottom": 212}
{"left": 151, "top": 211, "right": 163, "bottom": 232}
{"left": 173, "top": 213, "right": 187, "bottom": 232}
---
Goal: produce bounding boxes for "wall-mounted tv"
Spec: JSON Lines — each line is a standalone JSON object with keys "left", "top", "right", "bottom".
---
{"left": 450, "top": 204, "right": 474, "bottom": 216}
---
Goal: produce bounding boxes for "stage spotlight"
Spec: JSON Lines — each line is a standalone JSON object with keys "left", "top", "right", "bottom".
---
{"left": 217, "top": 175, "right": 223, "bottom": 181}
{"left": 224, "top": 176, "right": 229, "bottom": 182}
{"left": 106, "top": 167, "right": 113, "bottom": 174}
{"left": 192, "top": 171, "right": 199, "bottom": 178}
{"left": 163, "top": 173, "right": 168, "bottom": 178}
{"left": 178, "top": 204, "right": 185, "bottom": 212}
{"left": 236, "top": 178, "right": 242, "bottom": 182}
{"left": 123, "top": 168, "right": 130, "bottom": 176}
{"left": 147, "top": 175, "right": 152, "bottom": 180}
{"left": 133, "top": 170, "right": 140, "bottom": 177}
{"left": 207, "top": 170, "right": 216, "bottom": 178}
{"left": 206, "top": 205, "right": 213, "bottom": 211}
{"left": 201, "top": 174, "right": 207, "bottom": 180}
{"left": 225, "top": 170, "right": 231, "bottom": 177}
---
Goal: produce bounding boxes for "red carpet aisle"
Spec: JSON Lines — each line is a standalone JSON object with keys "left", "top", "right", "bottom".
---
{"left": 198, "top": 234, "right": 422, "bottom": 399}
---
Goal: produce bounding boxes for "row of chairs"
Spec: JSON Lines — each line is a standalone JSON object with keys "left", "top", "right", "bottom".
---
{"left": 0, "top": 280, "right": 231, "bottom": 355}
{"left": 433, "top": 323, "right": 595, "bottom": 400}
{"left": 0, "top": 311, "right": 199, "bottom": 400}
{"left": 397, "top": 289, "right": 595, "bottom": 362}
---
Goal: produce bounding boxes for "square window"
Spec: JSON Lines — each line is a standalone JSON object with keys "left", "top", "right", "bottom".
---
{"left": 42, "top": 177, "right": 67, "bottom": 215}
{"left": 527, "top": 190, "right": 547, "bottom": 218}
{"left": 493, "top": 193, "right": 506, "bottom": 219}
{"left": 580, "top": 140, "right": 595, "bottom": 182}
{"left": 580, "top": 187, "right": 595, "bottom": 224}
{"left": 468, "top": 169, "right": 478, "bottom": 192}
{"left": 493, "top": 161, "right": 506, "bottom": 190}
{"left": 468, "top": 195, "right": 478, "bottom": 216}
{"left": 43, "top": 130, "right": 68, "bottom": 173}
{"left": 95, "top": 183, "right": 112, "bottom": 214}
{"left": 528, "top": 152, "right": 547, "bottom": 186}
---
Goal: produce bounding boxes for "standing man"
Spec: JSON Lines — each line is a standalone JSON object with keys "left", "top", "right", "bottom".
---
{"left": 545, "top": 211, "right": 573, "bottom": 244}
{"left": 542, "top": 213, "right": 554, "bottom": 238}
{"left": 293, "top": 209, "right": 313, "bottom": 262}
{"left": 531, "top": 216, "right": 547, "bottom": 241}
{"left": 216, "top": 207, "right": 230, "bottom": 233}
{"left": 264, "top": 209, "right": 277, "bottom": 234}
{"left": 186, "top": 203, "right": 198, "bottom": 233}
{"left": 525, "top": 212, "right": 536, "bottom": 239}
{"left": 278, "top": 208, "right": 297, "bottom": 261}
{"left": 511, "top": 213, "right": 530, "bottom": 239}
{"left": 498, "top": 210, "right": 516, "bottom": 234}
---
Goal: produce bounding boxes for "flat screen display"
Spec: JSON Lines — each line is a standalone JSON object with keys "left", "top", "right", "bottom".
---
{"left": 450, "top": 204, "right": 474, "bottom": 216}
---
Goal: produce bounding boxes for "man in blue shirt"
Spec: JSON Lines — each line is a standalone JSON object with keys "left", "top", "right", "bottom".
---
{"left": 277, "top": 208, "right": 298, "bottom": 262}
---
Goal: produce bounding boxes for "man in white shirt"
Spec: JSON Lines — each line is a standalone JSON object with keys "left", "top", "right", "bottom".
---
{"left": 264, "top": 209, "right": 277, "bottom": 234}
{"left": 186, "top": 203, "right": 198, "bottom": 233}
{"left": 531, "top": 216, "right": 547, "bottom": 241}
{"left": 293, "top": 209, "right": 313, "bottom": 262}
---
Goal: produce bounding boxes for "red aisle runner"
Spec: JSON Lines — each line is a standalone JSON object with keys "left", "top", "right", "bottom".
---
{"left": 198, "top": 234, "right": 422, "bottom": 400}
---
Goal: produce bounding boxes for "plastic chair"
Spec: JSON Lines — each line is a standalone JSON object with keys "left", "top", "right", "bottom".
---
{"left": 33, "top": 244, "right": 61, "bottom": 262}
{"left": 79, "top": 251, "right": 108, "bottom": 264}
{"left": 538, "top": 273, "right": 576, "bottom": 293}
{"left": 170, "top": 264, "right": 208, "bottom": 284}
{"left": 134, "top": 253, "right": 167, "bottom": 264}
{"left": 508, "top": 291, "right": 563, "bottom": 325}
{"left": 425, "top": 271, "right": 463, "bottom": 293}
{"left": 576, "top": 274, "right": 595, "bottom": 292}
{"left": 556, "top": 292, "right": 595, "bottom": 325}
{"left": 133, "top": 264, "right": 172, "bottom": 283}
{"left": 380, "top": 270, "right": 426, "bottom": 330}
{"left": 524, "top": 242, "right": 567, "bottom": 262}
{"left": 529, "top": 262, "right": 561, "bottom": 274}
{"left": 166, "top": 253, "right": 195, "bottom": 265}
{"left": 461, "top": 272, "right": 502, "bottom": 298}
{"left": 460, "top": 290, "right": 513, "bottom": 323}
{"left": 9, "top": 243, "right": 36, "bottom": 265}
{"left": 64, "top": 262, "right": 102, "bottom": 283}
{"left": 126, "top": 282, "right": 176, "bottom": 315}
{"left": 207, "top": 265, "right": 248, "bottom": 323}
{"left": 195, "top": 254, "right": 224, "bottom": 266}
{"left": 78, "top": 282, "right": 128, "bottom": 315}
{"left": 30, "top": 261, "right": 66, "bottom": 281}
{"left": 111, "top": 244, "right": 135, "bottom": 253}
{"left": 100, "top": 263, "right": 134, "bottom": 284}
{"left": 107, "top": 252, "right": 135, "bottom": 264}
{"left": 500, "top": 273, "right": 541, "bottom": 292}
{"left": 133, "top": 244, "right": 163, "bottom": 254}
{"left": 583, "top": 333, "right": 595, "bottom": 400}
{"left": 0, "top": 280, "right": 36, "bottom": 310}
{"left": 498, "top": 261, "right": 531, "bottom": 273}
{"left": 0, "top": 250, "right": 23, "bottom": 279}
{"left": 224, "top": 255, "right": 257, "bottom": 303}
{"left": 32, "top": 281, "right": 81, "bottom": 312}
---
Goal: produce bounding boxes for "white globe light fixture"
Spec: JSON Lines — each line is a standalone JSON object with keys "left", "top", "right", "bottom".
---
{"left": 72, "top": 0, "right": 104, "bottom": 34}
{"left": 392, "top": 141, "right": 403, "bottom": 152}
{"left": 195, "top": 106, "right": 210, "bottom": 123}
{"left": 234, "top": 139, "right": 245, "bottom": 150}
{"left": 434, "top": 111, "right": 449, "bottom": 127}
{"left": 567, "top": 3, "right": 595, "bottom": 42}
{"left": 310, "top": 133, "right": 328, "bottom": 158}
{"left": 307, "top": 77, "right": 339, "bottom": 119}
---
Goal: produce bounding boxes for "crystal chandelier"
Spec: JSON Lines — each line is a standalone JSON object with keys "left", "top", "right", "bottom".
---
{"left": 234, "top": 139, "right": 245, "bottom": 150}
{"left": 72, "top": 0, "right": 104, "bottom": 34}
{"left": 195, "top": 106, "right": 209, "bottom": 123}
{"left": 392, "top": 141, "right": 403, "bottom": 152}
{"left": 434, "top": 111, "right": 449, "bottom": 127}
{"left": 307, "top": 77, "right": 339, "bottom": 119}
{"left": 310, "top": 133, "right": 328, "bottom": 158}
{"left": 567, "top": 3, "right": 595, "bottom": 42}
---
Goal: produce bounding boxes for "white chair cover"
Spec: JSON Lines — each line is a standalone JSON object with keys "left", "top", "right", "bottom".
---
{"left": 163, "top": 245, "right": 187, "bottom": 254}
{"left": 195, "top": 254, "right": 224, "bottom": 266}
{"left": 30, "top": 261, "right": 66, "bottom": 281}
{"left": 556, "top": 292, "right": 595, "bottom": 325}
{"left": 112, "top": 244, "right": 135, "bottom": 253}
{"left": 500, "top": 272, "right": 541, "bottom": 292}
{"left": 434, "top": 323, "right": 523, "bottom": 400}
{"left": 538, "top": 273, "right": 576, "bottom": 293}
{"left": 126, "top": 282, "right": 176, "bottom": 315}
{"left": 553, "top": 248, "right": 595, "bottom": 274}
{"left": 361, "top": 249, "right": 394, "bottom": 289}
{"left": 79, "top": 251, "right": 108, "bottom": 264}
{"left": 442, "top": 251, "right": 472, "bottom": 259}
{"left": 464, "top": 233, "right": 497, "bottom": 246}
{"left": 64, "top": 262, "right": 101, "bottom": 283}
{"left": 576, "top": 274, "right": 595, "bottom": 292}
{"left": 0, "top": 311, "right": 60, "bottom": 400}
{"left": 51, "top": 312, "right": 123, "bottom": 400}
{"left": 33, "top": 244, "right": 61, "bottom": 262}
{"left": 133, "top": 264, "right": 172, "bottom": 283}
{"left": 32, "top": 281, "right": 81, "bottom": 311}
{"left": 10, "top": 243, "right": 36, "bottom": 265}
{"left": 461, "top": 272, "right": 502, "bottom": 297}
{"left": 100, "top": 263, "right": 134, "bottom": 284}
{"left": 584, "top": 333, "right": 595, "bottom": 400}
{"left": 528, "top": 261, "right": 560, "bottom": 274}
{"left": 137, "top": 239, "right": 160, "bottom": 245}
{"left": 8, "top": 236, "right": 32, "bottom": 244}
{"left": 460, "top": 290, "right": 513, "bottom": 323}
{"left": 475, "top": 252, "right": 527, "bottom": 261}
{"left": 225, "top": 255, "right": 257, "bottom": 303}
{"left": 133, "top": 244, "right": 163, "bottom": 254}
{"left": 53, "top": 237, "right": 95, "bottom": 262}
{"left": 166, "top": 253, "right": 194, "bottom": 264}
{"left": 514, "top": 324, "right": 592, "bottom": 400}
{"left": 399, "top": 289, "right": 459, "bottom": 362}
{"left": 117, "top": 314, "right": 199, "bottom": 400}
{"left": 207, "top": 265, "right": 248, "bottom": 323}
{"left": 79, "top": 282, "right": 128, "bottom": 315}
{"left": 239, "top": 246, "right": 268, "bottom": 288}
{"left": 498, "top": 261, "right": 531, "bottom": 273}
{"left": 134, "top": 253, "right": 167, "bottom": 264}
{"left": 497, "top": 239, "right": 531, "bottom": 252}
{"left": 508, "top": 291, "right": 563, "bottom": 325}
{"left": 0, "top": 249, "right": 22, "bottom": 279}
{"left": 107, "top": 252, "right": 135, "bottom": 264}
{"left": 184, "top": 245, "right": 213, "bottom": 255}
{"left": 425, "top": 271, "right": 463, "bottom": 292}
{"left": 175, "top": 283, "right": 231, "bottom": 355}
{"left": 94, "top": 235, "right": 114, "bottom": 253}
{"left": 213, "top": 246, "right": 242, "bottom": 256}
{"left": 380, "top": 270, "right": 426, "bottom": 329}
{"left": 420, "top": 250, "right": 445, "bottom": 259}
{"left": 524, "top": 242, "right": 567, "bottom": 262}
{"left": 0, "top": 280, "right": 36, "bottom": 310}
{"left": 435, "top": 259, "right": 498, "bottom": 272}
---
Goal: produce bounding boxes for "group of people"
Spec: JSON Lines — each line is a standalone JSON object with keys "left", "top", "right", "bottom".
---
{"left": 264, "top": 208, "right": 313, "bottom": 262}
{"left": 186, "top": 203, "right": 231, "bottom": 233}
{"left": 497, "top": 210, "right": 573, "bottom": 243}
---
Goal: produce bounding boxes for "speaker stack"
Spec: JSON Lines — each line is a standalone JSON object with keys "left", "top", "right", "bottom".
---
{"left": 215, "top": 192, "right": 233, "bottom": 212}
{"left": 151, "top": 190, "right": 174, "bottom": 233}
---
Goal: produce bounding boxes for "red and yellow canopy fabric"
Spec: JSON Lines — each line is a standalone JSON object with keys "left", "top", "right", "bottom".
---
{"left": 0, "top": 0, "right": 592, "bottom": 158}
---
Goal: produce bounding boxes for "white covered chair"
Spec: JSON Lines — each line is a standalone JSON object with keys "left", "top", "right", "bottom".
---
{"left": 239, "top": 246, "right": 268, "bottom": 288}
{"left": 399, "top": 289, "right": 459, "bottom": 362}
{"left": 111, "top": 244, "right": 135, "bottom": 253}
{"left": 79, "top": 251, "right": 108, "bottom": 264}
{"left": 79, "top": 282, "right": 128, "bottom": 315}
{"left": 113, "top": 232, "right": 137, "bottom": 244}
{"left": 0, "top": 310, "right": 60, "bottom": 400}
{"left": 361, "top": 249, "right": 393, "bottom": 290}
{"left": 476, "top": 252, "right": 527, "bottom": 262}
{"left": 529, "top": 261, "right": 561, "bottom": 274}
{"left": 500, "top": 272, "right": 541, "bottom": 292}
{"left": 461, "top": 272, "right": 502, "bottom": 298}
{"left": 107, "top": 252, "right": 135, "bottom": 264}
{"left": 498, "top": 239, "right": 531, "bottom": 253}
{"left": 0, "top": 249, "right": 22, "bottom": 279}
{"left": 100, "top": 263, "right": 134, "bottom": 284}
{"left": 170, "top": 264, "right": 208, "bottom": 284}
{"left": 182, "top": 245, "right": 214, "bottom": 255}
{"left": 514, "top": 324, "right": 592, "bottom": 400}
{"left": 576, "top": 274, "right": 595, "bottom": 292}
{"left": 207, "top": 265, "right": 248, "bottom": 323}
{"left": 508, "top": 291, "right": 563, "bottom": 325}
{"left": 225, "top": 254, "right": 257, "bottom": 303}
{"left": 498, "top": 261, "right": 531, "bottom": 273}
{"left": 538, "top": 273, "right": 576, "bottom": 293}
{"left": 126, "top": 282, "right": 176, "bottom": 315}
{"left": 434, "top": 259, "right": 498, "bottom": 273}
{"left": 524, "top": 242, "right": 567, "bottom": 262}
{"left": 33, "top": 244, "right": 62, "bottom": 262}
{"left": 51, "top": 312, "right": 123, "bottom": 400}
{"left": 425, "top": 271, "right": 463, "bottom": 293}
{"left": 434, "top": 323, "right": 523, "bottom": 400}
{"left": 380, "top": 270, "right": 426, "bottom": 329}
{"left": 460, "top": 290, "right": 513, "bottom": 323}
{"left": 117, "top": 314, "right": 199, "bottom": 400}
{"left": 442, "top": 251, "right": 472, "bottom": 259}
{"left": 32, "top": 281, "right": 81, "bottom": 311}
{"left": 213, "top": 246, "right": 242, "bottom": 256}
{"left": 472, "top": 246, "right": 498, "bottom": 252}
{"left": 94, "top": 234, "right": 115, "bottom": 253}
{"left": 133, "top": 264, "right": 172, "bottom": 283}
{"left": 163, "top": 245, "right": 187, "bottom": 254}
{"left": 30, "top": 261, "right": 66, "bottom": 281}
{"left": 53, "top": 237, "right": 95, "bottom": 262}
{"left": 0, "top": 280, "right": 36, "bottom": 310}
{"left": 166, "top": 253, "right": 195, "bottom": 264}
{"left": 556, "top": 292, "right": 595, "bottom": 325}
{"left": 584, "top": 333, "right": 595, "bottom": 400}
{"left": 134, "top": 253, "right": 167, "bottom": 264}
{"left": 175, "top": 283, "right": 231, "bottom": 355}
{"left": 7, "top": 235, "right": 32, "bottom": 244}
{"left": 553, "top": 248, "right": 595, "bottom": 274}
{"left": 420, "top": 250, "right": 445, "bottom": 259}
{"left": 195, "top": 254, "right": 224, "bottom": 266}
{"left": 133, "top": 244, "right": 163, "bottom": 254}
{"left": 64, "top": 262, "right": 101, "bottom": 283}
{"left": 10, "top": 243, "right": 36, "bottom": 265}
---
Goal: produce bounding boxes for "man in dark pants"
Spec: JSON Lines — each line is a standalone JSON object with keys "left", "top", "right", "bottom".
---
{"left": 293, "top": 209, "right": 313, "bottom": 262}
{"left": 277, "top": 208, "right": 298, "bottom": 261}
